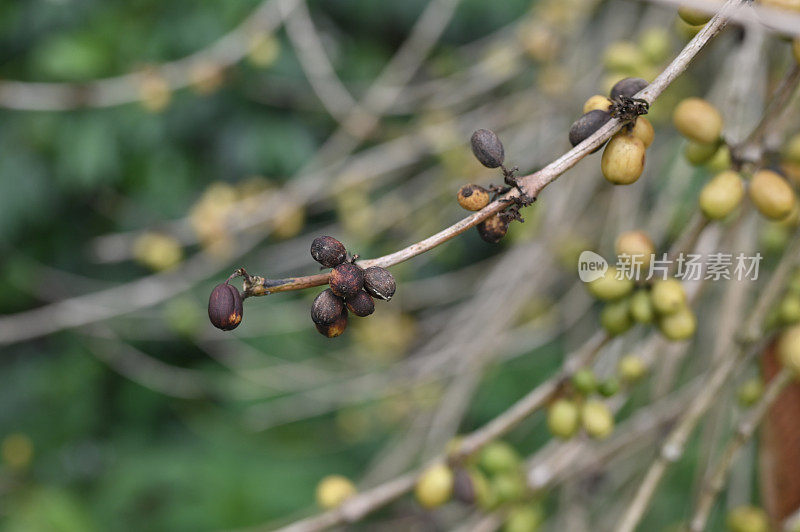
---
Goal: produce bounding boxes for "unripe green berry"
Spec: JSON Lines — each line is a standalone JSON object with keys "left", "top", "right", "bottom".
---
{"left": 706, "top": 144, "right": 731, "bottom": 172}
{"left": 684, "top": 140, "right": 720, "bottom": 166}
{"left": 415, "top": 463, "right": 454, "bottom": 508}
{"left": 601, "top": 299, "right": 634, "bottom": 336}
{"left": 479, "top": 441, "right": 520, "bottom": 475}
{"left": 471, "top": 129, "right": 505, "bottom": 168}
{"left": 581, "top": 400, "right": 614, "bottom": 439}
{"left": 618, "top": 354, "right": 647, "bottom": 382}
{"left": 572, "top": 368, "right": 597, "bottom": 395}
{"left": 603, "top": 43, "right": 646, "bottom": 74}
{"left": 677, "top": 6, "right": 711, "bottom": 25}
{"left": 587, "top": 266, "right": 634, "bottom": 301}
{"left": 726, "top": 505, "right": 768, "bottom": 532}
{"left": 785, "top": 132, "right": 800, "bottom": 164}
{"left": 490, "top": 472, "right": 527, "bottom": 503}
{"left": 598, "top": 378, "right": 620, "bottom": 397}
{"left": 616, "top": 230, "right": 655, "bottom": 269}
{"left": 749, "top": 169, "right": 796, "bottom": 221}
{"left": 657, "top": 306, "right": 697, "bottom": 341}
{"left": 699, "top": 170, "right": 744, "bottom": 220}
{"left": 630, "top": 289, "right": 655, "bottom": 323}
{"left": 780, "top": 294, "right": 800, "bottom": 324}
{"left": 651, "top": 278, "right": 686, "bottom": 315}
{"left": 673, "top": 97, "right": 723, "bottom": 144}
{"left": 737, "top": 377, "right": 764, "bottom": 407}
{"left": 503, "top": 504, "right": 544, "bottom": 532}
{"left": 457, "top": 184, "right": 492, "bottom": 211}
{"left": 639, "top": 28, "right": 671, "bottom": 63}
{"left": 778, "top": 325, "right": 800, "bottom": 376}
{"left": 547, "top": 398, "right": 580, "bottom": 439}
{"left": 601, "top": 132, "right": 646, "bottom": 185}
{"left": 329, "top": 262, "right": 364, "bottom": 299}
{"left": 316, "top": 475, "right": 356, "bottom": 509}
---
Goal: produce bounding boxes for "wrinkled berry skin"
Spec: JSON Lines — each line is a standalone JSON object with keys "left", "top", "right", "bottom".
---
{"left": 315, "top": 311, "right": 348, "bottom": 338}
{"left": 329, "top": 263, "right": 364, "bottom": 299}
{"left": 609, "top": 77, "right": 648, "bottom": 100}
{"left": 470, "top": 129, "right": 505, "bottom": 168}
{"left": 569, "top": 110, "right": 611, "bottom": 149}
{"left": 208, "top": 283, "right": 243, "bottom": 330}
{"left": 363, "top": 266, "right": 396, "bottom": 301}
{"left": 311, "top": 289, "right": 346, "bottom": 325}
{"left": 346, "top": 290, "right": 375, "bottom": 317}
{"left": 477, "top": 214, "right": 508, "bottom": 243}
{"left": 311, "top": 236, "right": 347, "bottom": 268}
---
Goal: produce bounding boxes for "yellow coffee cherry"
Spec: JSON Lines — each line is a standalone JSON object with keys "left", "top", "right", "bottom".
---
{"left": 658, "top": 306, "right": 697, "bottom": 340}
{"left": 630, "top": 117, "right": 655, "bottom": 148}
{"left": 778, "top": 325, "right": 800, "bottom": 376}
{"left": 737, "top": 377, "right": 764, "bottom": 407}
{"left": 673, "top": 97, "right": 723, "bottom": 144}
{"left": 639, "top": 27, "right": 671, "bottom": 64}
{"left": 726, "top": 505, "right": 769, "bottom": 532}
{"left": 581, "top": 400, "right": 614, "bottom": 439}
{"left": 587, "top": 266, "right": 634, "bottom": 301}
{"left": 678, "top": 6, "right": 712, "bottom": 25}
{"left": 457, "top": 184, "right": 491, "bottom": 211}
{"left": 651, "top": 278, "right": 686, "bottom": 315}
{"left": 415, "top": 463, "right": 454, "bottom": 508}
{"left": 616, "top": 230, "right": 655, "bottom": 268}
{"left": 749, "top": 169, "right": 796, "bottom": 220}
{"left": 479, "top": 441, "right": 520, "bottom": 475}
{"left": 583, "top": 94, "right": 612, "bottom": 113}
{"left": 684, "top": 140, "right": 720, "bottom": 166}
{"left": 618, "top": 354, "right": 647, "bottom": 382}
{"left": 630, "top": 289, "right": 655, "bottom": 323}
{"left": 699, "top": 170, "right": 745, "bottom": 220}
{"left": 601, "top": 133, "right": 646, "bottom": 185}
{"left": 601, "top": 298, "right": 634, "bottom": 336}
{"left": 780, "top": 294, "right": 800, "bottom": 324}
{"left": 504, "top": 504, "right": 544, "bottom": 532}
{"left": 316, "top": 475, "right": 356, "bottom": 509}
{"left": 706, "top": 144, "right": 731, "bottom": 172}
{"left": 547, "top": 399, "right": 580, "bottom": 439}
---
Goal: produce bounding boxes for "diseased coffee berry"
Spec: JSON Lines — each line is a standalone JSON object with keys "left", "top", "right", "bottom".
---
{"left": 615, "top": 230, "right": 655, "bottom": 269}
{"left": 726, "top": 505, "right": 769, "bottom": 532}
{"left": 346, "top": 290, "right": 375, "bottom": 317}
{"left": 470, "top": 129, "right": 505, "bottom": 168}
{"left": 684, "top": 140, "right": 720, "bottom": 166}
{"left": 618, "top": 354, "right": 647, "bottom": 382}
{"left": 571, "top": 368, "right": 597, "bottom": 395}
{"left": 673, "top": 97, "right": 723, "bottom": 144}
{"left": 329, "top": 262, "right": 364, "bottom": 299}
{"left": 609, "top": 77, "right": 648, "bottom": 100}
{"left": 415, "top": 463, "right": 454, "bottom": 508}
{"left": 657, "top": 306, "right": 696, "bottom": 341}
{"left": 569, "top": 109, "right": 611, "bottom": 148}
{"left": 457, "top": 184, "right": 491, "bottom": 211}
{"left": 453, "top": 467, "right": 490, "bottom": 506}
{"left": 748, "top": 169, "right": 796, "bottom": 221}
{"left": 477, "top": 214, "right": 509, "bottom": 243}
{"left": 311, "top": 289, "right": 345, "bottom": 325}
{"left": 630, "top": 289, "right": 655, "bottom": 323}
{"left": 315, "top": 475, "right": 356, "bottom": 509}
{"left": 587, "top": 266, "right": 634, "bottom": 301}
{"left": 310, "top": 235, "right": 347, "bottom": 268}
{"left": 547, "top": 398, "right": 580, "bottom": 439}
{"left": 699, "top": 170, "right": 744, "bottom": 220}
{"left": 208, "top": 282, "right": 243, "bottom": 330}
{"left": 583, "top": 94, "right": 612, "bottom": 113}
{"left": 601, "top": 298, "right": 633, "bottom": 336}
{"left": 598, "top": 378, "right": 620, "bottom": 397}
{"left": 363, "top": 266, "right": 396, "bottom": 301}
{"left": 601, "top": 132, "right": 646, "bottom": 185}
{"left": 478, "top": 441, "right": 520, "bottom": 475}
{"left": 677, "top": 6, "right": 711, "bottom": 25}
{"left": 651, "top": 278, "right": 686, "bottom": 315}
{"left": 778, "top": 324, "right": 800, "bottom": 376}
{"left": 630, "top": 116, "right": 654, "bottom": 148}
{"left": 315, "top": 310, "right": 348, "bottom": 338}
{"left": 581, "top": 400, "right": 614, "bottom": 439}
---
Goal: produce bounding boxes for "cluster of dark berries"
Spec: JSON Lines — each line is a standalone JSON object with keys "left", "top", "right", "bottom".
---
{"left": 208, "top": 280, "right": 244, "bottom": 331}
{"left": 569, "top": 77, "right": 654, "bottom": 185}
{"left": 310, "top": 236, "right": 396, "bottom": 338}
{"left": 456, "top": 129, "right": 532, "bottom": 245}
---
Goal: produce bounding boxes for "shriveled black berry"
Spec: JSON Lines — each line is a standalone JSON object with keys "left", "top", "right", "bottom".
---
{"left": 311, "top": 236, "right": 347, "bottom": 268}
{"left": 363, "top": 266, "right": 396, "bottom": 301}
{"left": 569, "top": 110, "right": 611, "bottom": 148}
{"left": 311, "top": 289, "right": 345, "bottom": 325}
{"left": 470, "top": 129, "right": 505, "bottom": 169}
{"left": 329, "top": 262, "right": 364, "bottom": 299}
{"left": 315, "top": 310, "right": 348, "bottom": 338}
{"left": 477, "top": 214, "right": 508, "bottom": 244}
{"left": 208, "top": 282, "right": 243, "bottom": 330}
{"left": 609, "top": 77, "right": 648, "bottom": 100}
{"left": 346, "top": 290, "right": 375, "bottom": 317}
